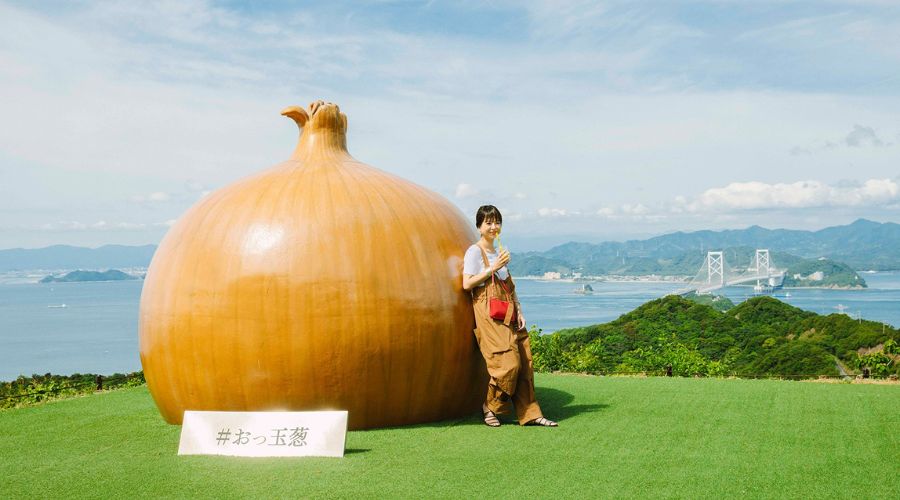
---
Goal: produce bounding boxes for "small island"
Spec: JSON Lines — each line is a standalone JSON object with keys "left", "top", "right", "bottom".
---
{"left": 40, "top": 270, "right": 141, "bottom": 283}
{"left": 783, "top": 258, "right": 866, "bottom": 289}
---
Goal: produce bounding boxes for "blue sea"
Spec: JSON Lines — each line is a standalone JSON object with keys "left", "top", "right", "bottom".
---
{"left": 1, "top": 273, "right": 898, "bottom": 381}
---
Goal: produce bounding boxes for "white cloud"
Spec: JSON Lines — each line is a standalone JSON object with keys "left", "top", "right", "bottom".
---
{"left": 591, "top": 204, "right": 667, "bottom": 222}
{"left": 519, "top": 0, "right": 610, "bottom": 36}
{"left": 115, "top": 222, "right": 148, "bottom": 229}
{"left": 455, "top": 183, "right": 480, "bottom": 199}
{"left": 620, "top": 203, "right": 650, "bottom": 215}
{"left": 4, "top": 2, "right": 900, "bottom": 249}
{"left": 680, "top": 178, "right": 900, "bottom": 212}
{"left": 537, "top": 207, "right": 568, "bottom": 217}
{"left": 735, "top": 12, "right": 851, "bottom": 44}
{"left": 790, "top": 123, "right": 893, "bottom": 155}
{"left": 845, "top": 124, "right": 886, "bottom": 147}
{"left": 131, "top": 192, "right": 172, "bottom": 203}
{"left": 184, "top": 180, "right": 207, "bottom": 192}
{"left": 40, "top": 221, "right": 87, "bottom": 231}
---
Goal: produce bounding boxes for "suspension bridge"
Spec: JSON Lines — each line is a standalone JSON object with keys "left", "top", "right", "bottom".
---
{"left": 675, "top": 249, "right": 785, "bottom": 295}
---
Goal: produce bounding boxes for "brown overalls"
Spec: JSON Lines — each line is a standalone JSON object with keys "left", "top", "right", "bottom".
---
{"left": 471, "top": 248, "right": 544, "bottom": 424}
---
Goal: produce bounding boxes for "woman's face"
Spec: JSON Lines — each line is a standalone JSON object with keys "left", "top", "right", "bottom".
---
{"left": 479, "top": 218, "right": 501, "bottom": 241}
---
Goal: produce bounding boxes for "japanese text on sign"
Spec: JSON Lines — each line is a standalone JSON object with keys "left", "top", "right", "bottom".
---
{"left": 178, "top": 410, "right": 347, "bottom": 457}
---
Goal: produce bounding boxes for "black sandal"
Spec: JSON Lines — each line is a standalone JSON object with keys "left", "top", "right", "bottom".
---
{"left": 526, "top": 417, "right": 558, "bottom": 427}
{"left": 482, "top": 407, "right": 501, "bottom": 427}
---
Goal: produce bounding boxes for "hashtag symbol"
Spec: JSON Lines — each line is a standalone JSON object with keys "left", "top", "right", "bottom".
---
{"left": 216, "top": 428, "right": 231, "bottom": 445}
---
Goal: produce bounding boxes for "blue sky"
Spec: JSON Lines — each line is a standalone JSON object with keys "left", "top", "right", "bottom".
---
{"left": 2, "top": 0, "right": 899, "bottom": 250}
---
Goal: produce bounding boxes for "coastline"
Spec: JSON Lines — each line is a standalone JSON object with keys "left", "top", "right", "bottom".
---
{"left": 517, "top": 275, "right": 865, "bottom": 289}
{"left": 517, "top": 275, "right": 690, "bottom": 284}
{"left": 782, "top": 285, "right": 867, "bottom": 291}
{"left": 1, "top": 268, "right": 148, "bottom": 285}
{"left": 3, "top": 273, "right": 899, "bottom": 379}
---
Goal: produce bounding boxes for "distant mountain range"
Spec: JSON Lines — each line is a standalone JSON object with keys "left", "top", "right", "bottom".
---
{"left": 510, "top": 218, "right": 900, "bottom": 275}
{"left": 1, "top": 219, "right": 897, "bottom": 273}
{"left": 0, "top": 245, "right": 156, "bottom": 272}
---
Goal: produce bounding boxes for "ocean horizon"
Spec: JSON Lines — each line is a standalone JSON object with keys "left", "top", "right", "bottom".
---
{"left": 1, "top": 272, "right": 898, "bottom": 381}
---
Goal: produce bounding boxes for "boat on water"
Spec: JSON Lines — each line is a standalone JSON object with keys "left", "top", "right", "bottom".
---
{"left": 47, "top": 303, "right": 68, "bottom": 308}
{"left": 574, "top": 284, "right": 594, "bottom": 295}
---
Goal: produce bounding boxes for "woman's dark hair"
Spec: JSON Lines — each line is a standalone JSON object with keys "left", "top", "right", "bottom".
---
{"left": 475, "top": 205, "right": 502, "bottom": 228}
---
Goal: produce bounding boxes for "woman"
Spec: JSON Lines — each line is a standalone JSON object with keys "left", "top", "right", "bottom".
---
{"left": 462, "top": 205, "right": 558, "bottom": 427}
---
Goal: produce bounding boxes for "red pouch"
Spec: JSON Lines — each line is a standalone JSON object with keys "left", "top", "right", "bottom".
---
{"left": 488, "top": 271, "right": 515, "bottom": 325}
{"left": 489, "top": 297, "right": 511, "bottom": 321}
{"left": 480, "top": 247, "right": 516, "bottom": 325}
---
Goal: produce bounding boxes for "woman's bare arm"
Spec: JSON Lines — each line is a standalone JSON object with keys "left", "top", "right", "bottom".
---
{"left": 462, "top": 250, "right": 510, "bottom": 291}
{"left": 462, "top": 268, "right": 494, "bottom": 291}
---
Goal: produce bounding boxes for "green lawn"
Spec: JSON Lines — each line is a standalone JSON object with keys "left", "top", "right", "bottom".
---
{"left": 2, "top": 374, "right": 898, "bottom": 498}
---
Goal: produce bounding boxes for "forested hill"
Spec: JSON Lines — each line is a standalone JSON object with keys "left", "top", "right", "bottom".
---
{"left": 530, "top": 295, "right": 900, "bottom": 379}
{"left": 509, "top": 218, "right": 900, "bottom": 275}
{"left": 39, "top": 270, "right": 140, "bottom": 283}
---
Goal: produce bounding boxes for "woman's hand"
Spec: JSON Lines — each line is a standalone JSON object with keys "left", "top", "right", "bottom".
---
{"left": 517, "top": 311, "right": 526, "bottom": 331}
{"left": 492, "top": 249, "right": 511, "bottom": 272}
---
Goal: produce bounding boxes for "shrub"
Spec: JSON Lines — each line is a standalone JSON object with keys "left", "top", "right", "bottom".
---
{"left": 0, "top": 372, "right": 145, "bottom": 409}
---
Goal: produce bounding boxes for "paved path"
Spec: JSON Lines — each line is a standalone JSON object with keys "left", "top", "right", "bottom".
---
{"left": 834, "top": 357, "right": 852, "bottom": 380}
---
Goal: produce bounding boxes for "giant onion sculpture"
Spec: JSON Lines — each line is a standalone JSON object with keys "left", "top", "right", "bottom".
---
{"left": 139, "top": 101, "right": 487, "bottom": 429}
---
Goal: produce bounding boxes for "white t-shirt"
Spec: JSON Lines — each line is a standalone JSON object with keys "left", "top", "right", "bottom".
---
{"left": 463, "top": 244, "right": 509, "bottom": 287}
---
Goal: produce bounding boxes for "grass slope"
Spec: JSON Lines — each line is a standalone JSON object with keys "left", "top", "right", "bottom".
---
{"left": 2, "top": 374, "right": 899, "bottom": 498}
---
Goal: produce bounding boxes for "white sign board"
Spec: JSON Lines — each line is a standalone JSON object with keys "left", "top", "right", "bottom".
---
{"left": 178, "top": 410, "right": 348, "bottom": 457}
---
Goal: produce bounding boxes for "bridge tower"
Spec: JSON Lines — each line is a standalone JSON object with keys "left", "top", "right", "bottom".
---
{"left": 706, "top": 251, "right": 724, "bottom": 286}
{"left": 754, "top": 249, "right": 770, "bottom": 277}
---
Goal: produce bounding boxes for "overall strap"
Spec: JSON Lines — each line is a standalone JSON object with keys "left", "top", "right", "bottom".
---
{"left": 479, "top": 247, "right": 495, "bottom": 292}
{"left": 479, "top": 247, "right": 512, "bottom": 299}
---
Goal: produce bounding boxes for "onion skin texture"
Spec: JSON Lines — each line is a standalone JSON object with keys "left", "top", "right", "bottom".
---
{"left": 139, "top": 102, "right": 488, "bottom": 429}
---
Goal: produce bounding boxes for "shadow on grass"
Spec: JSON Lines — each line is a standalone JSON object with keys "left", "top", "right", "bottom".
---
{"left": 393, "top": 386, "right": 608, "bottom": 430}
{"left": 535, "top": 386, "right": 608, "bottom": 422}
